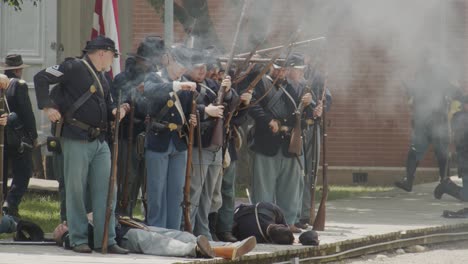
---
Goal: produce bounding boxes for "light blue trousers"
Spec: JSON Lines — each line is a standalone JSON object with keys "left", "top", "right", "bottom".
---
{"left": 145, "top": 141, "right": 187, "bottom": 229}
{"left": 62, "top": 138, "right": 116, "bottom": 248}
{"left": 251, "top": 151, "right": 302, "bottom": 225}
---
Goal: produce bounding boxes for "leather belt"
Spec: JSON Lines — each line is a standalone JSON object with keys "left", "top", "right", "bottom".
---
{"left": 65, "top": 118, "right": 106, "bottom": 140}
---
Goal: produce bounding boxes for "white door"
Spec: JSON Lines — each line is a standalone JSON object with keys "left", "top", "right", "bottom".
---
{"left": 0, "top": 0, "right": 58, "bottom": 140}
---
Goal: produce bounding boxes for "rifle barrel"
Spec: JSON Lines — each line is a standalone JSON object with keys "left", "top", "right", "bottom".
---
{"left": 235, "top": 37, "right": 326, "bottom": 57}
{"left": 0, "top": 89, "right": 4, "bottom": 221}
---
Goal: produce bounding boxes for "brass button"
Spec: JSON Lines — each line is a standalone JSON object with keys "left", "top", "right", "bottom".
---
{"left": 167, "top": 100, "right": 174, "bottom": 108}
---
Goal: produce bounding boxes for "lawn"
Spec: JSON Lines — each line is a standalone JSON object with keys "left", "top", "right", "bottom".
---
{"left": 0, "top": 184, "right": 391, "bottom": 238}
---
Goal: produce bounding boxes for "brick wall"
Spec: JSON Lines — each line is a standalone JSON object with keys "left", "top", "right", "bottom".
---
{"left": 132, "top": 0, "right": 467, "bottom": 176}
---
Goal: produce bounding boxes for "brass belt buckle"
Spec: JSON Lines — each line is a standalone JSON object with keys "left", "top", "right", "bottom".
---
{"left": 168, "top": 123, "right": 177, "bottom": 131}
{"left": 306, "top": 119, "right": 314, "bottom": 125}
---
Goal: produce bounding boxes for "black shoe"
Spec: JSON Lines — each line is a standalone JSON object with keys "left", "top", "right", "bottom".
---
{"left": 73, "top": 244, "right": 92, "bottom": 253}
{"left": 294, "top": 222, "right": 308, "bottom": 229}
{"left": 196, "top": 235, "right": 215, "bottom": 258}
{"left": 107, "top": 244, "right": 129, "bottom": 254}
{"left": 434, "top": 182, "right": 444, "bottom": 199}
{"left": 394, "top": 179, "right": 412, "bottom": 192}
{"left": 217, "top": 232, "right": 238, "bottom": 242}
{"left": 2, "top": 202, "right": 20, "bottom": 218}
{"left": 434, "top": 178, "right": 462, "bottom": 200}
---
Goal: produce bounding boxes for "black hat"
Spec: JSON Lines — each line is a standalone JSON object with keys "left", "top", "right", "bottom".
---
{"left": 299, "top": 230, "right": 319, "bottom": 246}
{"left": 190, "top": 50, "right": 207, "bottom": 67}
{"left": 83, "top": 35, "right": 120, "bottom": 58}
{"left": 134, "top": 35, "right": 165, "bottom": 59}
{"left": 285, "top": 53, "right": 306, "bottom": 69}
{"left": 15, "top": 220, "right": 45, "bottom": 242}
{"left": 170, "top": 44, "right": 192, "bottom": 69}
{"left": 0, "top": 54, "right": 30, "bottom": 71}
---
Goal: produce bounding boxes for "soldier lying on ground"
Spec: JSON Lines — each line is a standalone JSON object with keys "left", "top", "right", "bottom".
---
{"left": 233, "top": 202, "right": 319, "bottom": 246}
{"left": 53, "top": 215, "right": 257, "bottom": 260}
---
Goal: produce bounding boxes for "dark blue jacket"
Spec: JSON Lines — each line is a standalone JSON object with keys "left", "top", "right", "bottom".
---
{"left": 34, "top": 56, "right": 115, "bottom": 141}
{"left": 142, "top": 71, "right": 193, "bottom": 152}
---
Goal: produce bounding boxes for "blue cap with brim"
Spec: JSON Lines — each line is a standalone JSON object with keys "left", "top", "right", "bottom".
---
{"left": 83, "top": 35, "right": 120, "bottom": 58}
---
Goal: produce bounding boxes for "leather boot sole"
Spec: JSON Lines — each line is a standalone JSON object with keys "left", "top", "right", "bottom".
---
{"left": 231, "top": 236, "right": 256, "bottom": 260}
{"left": 196, "top": 235, "right": 215, "bottom": 258}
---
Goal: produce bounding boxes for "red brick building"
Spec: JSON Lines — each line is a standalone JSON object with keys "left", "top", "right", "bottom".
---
{"left": 127, "top": 0, "right": 468, "bottom": 185}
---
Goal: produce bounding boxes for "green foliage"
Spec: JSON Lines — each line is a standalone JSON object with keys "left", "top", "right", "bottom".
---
{"left": 1, "top": 0, "right": 39, "bottom": 11}
{"left": 146, "top": 0, "right": 164, "bottom": 19}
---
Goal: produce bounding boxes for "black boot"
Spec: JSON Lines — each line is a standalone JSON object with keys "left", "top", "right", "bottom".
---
{"left": 217, "top": 231, "right": 238, "bottom": 242}
{"left": 208, "top": 212, "right": 219, "bottom": 241}
{"left": 434, "top": 178, "right": 462, "bottom": 200}
{"left": 395, "top": 151, "right": 419, "bottom": 192}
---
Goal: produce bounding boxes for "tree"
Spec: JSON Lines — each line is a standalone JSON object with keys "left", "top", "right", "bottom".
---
{"left": 147, "top": 0, "right": 240, "bottom": 52}
{"left": 1, "top": 0, "right": 39, "bottom": 11}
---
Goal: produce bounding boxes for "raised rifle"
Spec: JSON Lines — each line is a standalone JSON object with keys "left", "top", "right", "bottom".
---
{"left": 183, "top": 91, "right": 198, "bottom": 233}
{"left": 120, "top": 96, "right": 135, "bottom": 216}
{"left": 308, "top": 120, "right": 320, "bottom": 224}
{"left": 313, "top": 79, "right": 329, "bottom": 231}
{"left": 0, "top": 88, "right": 5, "bottom": 220}
{"left": 209, "top": 0, "right": 249, "bottom": 149}
{"left": 309, "top": 84, "right": 326, "bottom": 224}
{"left": 102, "top": 88, "right": 122, "bottom": 253}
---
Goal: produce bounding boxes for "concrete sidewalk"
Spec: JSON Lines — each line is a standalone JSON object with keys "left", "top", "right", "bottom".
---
{"left": 1, "top": 177, "right": 467, "bottom": 264}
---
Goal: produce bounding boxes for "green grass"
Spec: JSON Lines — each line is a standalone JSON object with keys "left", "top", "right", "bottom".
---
{"left": 0, "top": 185, "right": 391, "bottom": 238}
{"left": 235, "top": 183, "right": 392, "bottom": 201}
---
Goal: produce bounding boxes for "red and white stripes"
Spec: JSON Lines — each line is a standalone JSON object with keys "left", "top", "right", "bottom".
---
{"left": 91, "top": 0, "right": 121, "bottom": 77}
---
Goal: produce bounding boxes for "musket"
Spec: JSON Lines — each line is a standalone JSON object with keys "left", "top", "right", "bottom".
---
{"left": 235, "top": 37, "right": 326, "bottom": 57}
{"left": 219, "top": 57, "right": 285, "bottom": 64}
{"left": 308, "top": 120, "right": 320, "bottom": 224}
{"left": 209, "top": 0, "right": 249, "bottom": 149}
{"left": 224, "top": 52, "right": 282, "bottom": 129}
{"left": 0, "top": 88, "right": 5, "bottom": 221}
{"left": 102, "top": 88, "right": 122, "bottom": 253}
{"left": 120, "top": 97, "right": 135, "bottom": 216}
{"left": 288, "top": 85, "right": 312, "bottom": 156}
{"left": 313, "top": 76, "right": 329, "bottom": 231}
{"left": 183, "top": 91, "right": 197, "bottom": 233}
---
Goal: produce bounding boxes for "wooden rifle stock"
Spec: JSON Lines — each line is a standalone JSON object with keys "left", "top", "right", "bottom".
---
{"left": 209, "top": 85, "right": 226, "bottom": 149}
{"left": 0, "top": 89, "right": 5, "bottom": 220}
{"left": 288, "top": 85, "right": 311, "bottom": 156}
{"left": 313, "top": 85, "right": 329, "bottom": 231}
{"left": 102, "top": 89, "right": 122, "bottom": 253}
{"left": 183, "top": 92, "right": 197, "bottom": 233}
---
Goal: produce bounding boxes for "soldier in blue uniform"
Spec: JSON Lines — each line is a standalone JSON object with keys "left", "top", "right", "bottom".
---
{"left": 33, "top": 36, "right": 129, "bottom": 254}
{"left": 112, "top": 36, "right": 165, "bottom": 217}
{"left": 182, "top": 50, "right": 237, "bottom": 240}
{"left": 0, "top": 54, "right": 38, "bottom": 218}
{"left": 140, "top": 44, "right": 196, "bottom": 230}
{"left": 248, "top": 55, "right": 313, "bottom": 232}
{"left": 434, "top": 95, "right": 468, "bottom": 202}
